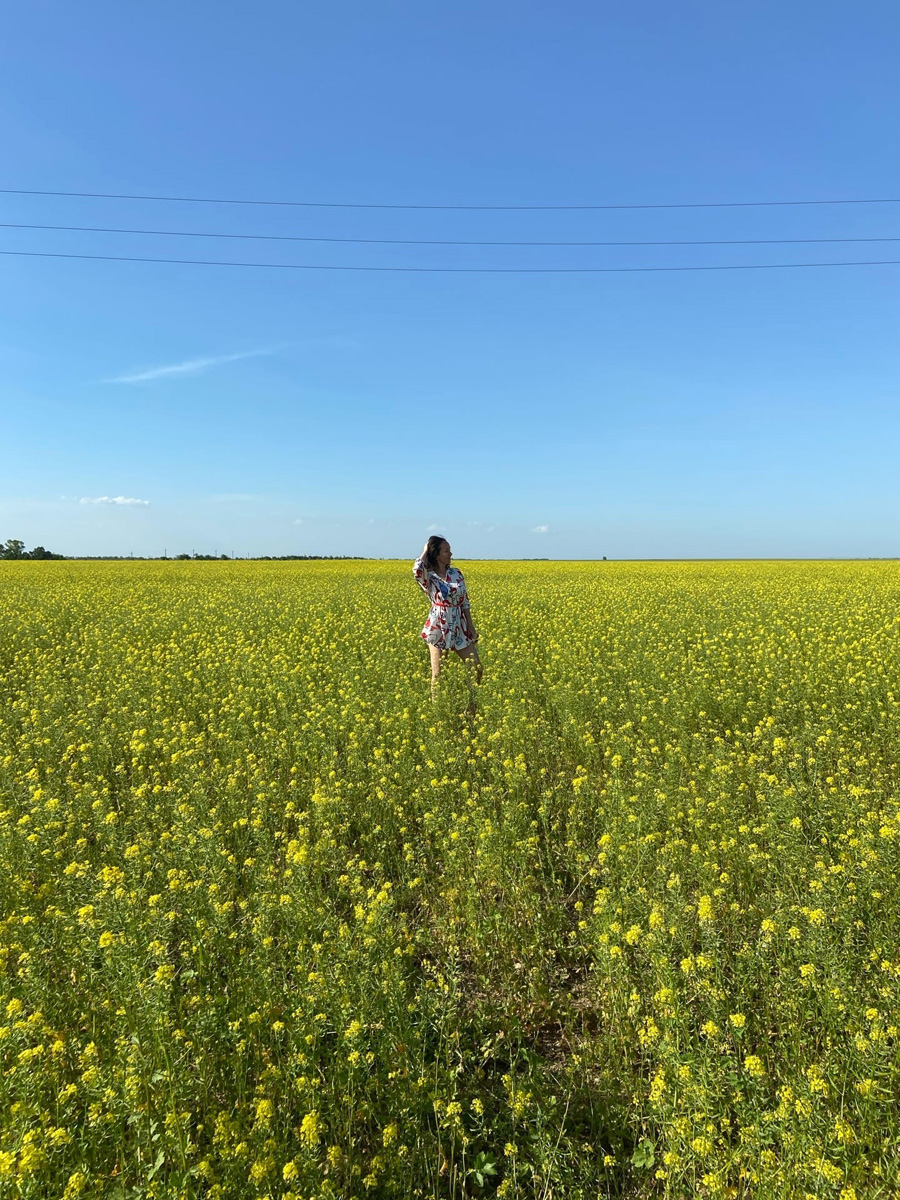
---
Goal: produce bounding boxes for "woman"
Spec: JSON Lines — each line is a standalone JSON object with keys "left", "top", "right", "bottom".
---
{"left": 413, "top": 536, "right": 483, "bottom": 696}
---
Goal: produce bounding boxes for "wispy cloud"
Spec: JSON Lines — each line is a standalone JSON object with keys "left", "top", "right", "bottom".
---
{"left": 80, "top": 496, "right": 150, "bottom": 506}
{"left": 205, "top": 493, "right": 262, "bottom": 504}
{"left": 532, "top": 524, "right": 549, "bottom": 534}
{"left": 104, "top": 347, "right": 278, "bottom": 384}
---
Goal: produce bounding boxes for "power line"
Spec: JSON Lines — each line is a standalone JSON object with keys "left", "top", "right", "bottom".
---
{"left": 4, "top": 248, "right": 900, "bottom": 274}
{"left": 3, "top": 186, "right": 900, "bottom": 212}
{"left": 4, "top": 220, "right": 900, "bottom": 249}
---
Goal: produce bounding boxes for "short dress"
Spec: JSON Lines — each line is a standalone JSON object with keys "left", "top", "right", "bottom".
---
{"left": 412, "top": 558, "right": 474, "bottom": 651}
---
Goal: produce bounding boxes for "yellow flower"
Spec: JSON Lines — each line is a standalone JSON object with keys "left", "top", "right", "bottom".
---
{"left": 300, "top": 1110, "right": 320, "bottom": 1148}
{"left": 833, "top": 1117, "right": 854, "bottom": 1145}
{"left": 62, "top": 1172, "right": 88, "bottom": 1199}
{"left": 249, "top": 1158, "right": 272, "bottom": 1182}
{"left": 382, "top": 1122, "right": 399, "bottom": 1146}
{"left": 649, "top": 1068, "right": 666, "bottom": 1101}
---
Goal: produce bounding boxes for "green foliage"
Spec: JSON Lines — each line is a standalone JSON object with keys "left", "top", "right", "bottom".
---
{"left": 0, "top": 538, "right": 64, "bottom": 560}
{"left": 0, "top": 560, "right": 898, "bottom": 1198}
{"left": 631, "top": 1138, "right": 655, "bottom": 1169}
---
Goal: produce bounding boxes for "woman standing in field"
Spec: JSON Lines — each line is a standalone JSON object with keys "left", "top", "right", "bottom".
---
{"left": 413, "top": 536, "right": 483, "bottom": 698}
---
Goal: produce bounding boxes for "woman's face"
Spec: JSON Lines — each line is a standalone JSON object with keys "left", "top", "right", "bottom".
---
{"left": 437, "top": 541, "right": 452, "bottom": 571}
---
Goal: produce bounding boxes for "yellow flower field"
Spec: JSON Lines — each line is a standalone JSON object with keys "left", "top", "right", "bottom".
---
{"left": 1, "top": 560, "right": 899, "bottom": 1199}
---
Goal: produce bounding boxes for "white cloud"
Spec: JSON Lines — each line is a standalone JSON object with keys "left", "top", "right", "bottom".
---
{"left": 104, "top": 347, "right": 277, "bottom": 384}
{"left": 532, "top": 524, "right": 549, "bottom": 534}
{"left": 427, "top": 523, "right": 441, "bottom": 532}
{"left": 80, "top": 496, "right": 150, "bottom": 506}
{"left": 293, "top": 518, "right": 304, "bottom": 525}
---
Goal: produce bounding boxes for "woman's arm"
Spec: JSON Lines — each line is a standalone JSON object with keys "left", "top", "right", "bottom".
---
{"left": 460, "top": 576, "right": 478, "bottom": 640}
{"left": 412, "top": 555, "right": 431, "bottom": 597}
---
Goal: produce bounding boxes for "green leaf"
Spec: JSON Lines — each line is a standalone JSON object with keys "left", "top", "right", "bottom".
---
{"left": 146, "top": 1150, "right": 165, "bottom": 1180}
{"left": 631, "top": 1137, "right": 655, "bottom": 1169}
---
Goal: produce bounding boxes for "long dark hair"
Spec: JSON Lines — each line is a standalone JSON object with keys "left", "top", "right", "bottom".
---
{"left": 422, "top": 535, "right": 448, "bottom": 575}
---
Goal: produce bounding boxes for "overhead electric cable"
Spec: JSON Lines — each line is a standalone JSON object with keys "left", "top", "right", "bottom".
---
{"left": 3, "top": 186, "right": 900, "bottom": 211}
{"left": 4, "top": 221, "right": 900, "bottom": 249}
{"left": 4, "top": 249, "right": 900, "bottom": 273}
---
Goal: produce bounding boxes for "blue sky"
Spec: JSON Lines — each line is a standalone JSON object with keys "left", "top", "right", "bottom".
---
{"left": 2, "top": 0, "right": 899, "bottom": 558}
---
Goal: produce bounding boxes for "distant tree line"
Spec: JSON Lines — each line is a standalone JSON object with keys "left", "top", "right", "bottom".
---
{"left": 164, "top": 553, "right": 364, "bottom": 561}
{"left": 0, "top": 538, "right": 65, "bottom": 560}
{"left": 1, "top": 542, "right": 365, "bottom": 561}
{"left": 244, "top": 555, "right": 365, "bottom": 561}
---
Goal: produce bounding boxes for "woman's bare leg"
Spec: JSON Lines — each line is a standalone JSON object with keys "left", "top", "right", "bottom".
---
{"left": 455, "top": 643, "right": 483, "bottom": 684}
{"left": 429, "top": 644, "right": 443, "bottom": 699}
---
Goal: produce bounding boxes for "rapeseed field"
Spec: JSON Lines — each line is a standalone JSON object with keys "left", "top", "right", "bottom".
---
{"left": 1, "top": 560, "right": 899, "bottom": 1199}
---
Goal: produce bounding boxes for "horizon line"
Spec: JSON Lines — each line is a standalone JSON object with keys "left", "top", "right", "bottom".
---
{"left": 6, "top": 555, "right": 900, "bottom": 563}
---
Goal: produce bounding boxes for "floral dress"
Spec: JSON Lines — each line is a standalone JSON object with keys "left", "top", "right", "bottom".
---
{"left": 413, "top": 558, "right": 474, "bottom": 651}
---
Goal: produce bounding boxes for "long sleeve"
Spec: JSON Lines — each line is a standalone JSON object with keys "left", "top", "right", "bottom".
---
{"left": 413, "top": 557, "right": 431, "bottom": 599}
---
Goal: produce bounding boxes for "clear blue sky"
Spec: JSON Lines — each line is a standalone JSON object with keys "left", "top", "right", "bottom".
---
{"left": 3, "top": 0, "right": 899, "bottom": 558}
